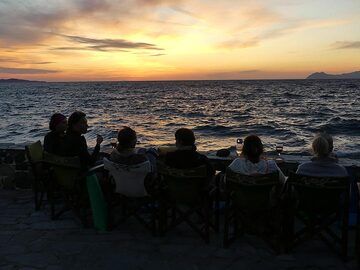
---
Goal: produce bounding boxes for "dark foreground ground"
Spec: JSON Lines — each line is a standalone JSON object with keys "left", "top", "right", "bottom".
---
{"left": 0, "top": 189, "right": 358, "bottom": 270}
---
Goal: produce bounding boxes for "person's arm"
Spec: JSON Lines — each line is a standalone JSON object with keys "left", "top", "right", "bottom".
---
{"left": 90, "top": 135, "right": 103, "bottom": 163}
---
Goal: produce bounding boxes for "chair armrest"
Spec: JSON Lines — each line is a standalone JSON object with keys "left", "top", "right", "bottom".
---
{"left": 88, "top": 164, "right": 105, "bottom": 174}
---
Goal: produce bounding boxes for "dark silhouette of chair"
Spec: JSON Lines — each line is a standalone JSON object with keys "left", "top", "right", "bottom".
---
{"left": 157, "top": 162, "right": 216, "bottom": 243}
{"left": 25, "top": 141, "right": 48, "bottom": 210}
{"left": 284, "top": 173, "right": 350, "bottom": 260}
{"left": 103, "top": 157, "right": 157, "bottom": 234}
{"left": 43, "top": 152, "right": 88, "bottom": 225}
{"left": 223, "top": 169, "right": 281, "bottom": 251}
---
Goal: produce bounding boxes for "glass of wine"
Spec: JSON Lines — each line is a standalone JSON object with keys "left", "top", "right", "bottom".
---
{"left": 236, "top": 138, "right": 243, "bottom": 155}
{"left": 276, "top": 144, "right": 283, "bottom": 158}
{"left": 110, "top": 138, "right": 117, "bottom": 148}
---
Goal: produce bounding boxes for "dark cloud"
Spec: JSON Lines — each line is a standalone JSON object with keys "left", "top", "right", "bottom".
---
{"left": 332, "top": 41, "right": 360, "bottom": 49}
{"left": 56, "top": 34, "right": 163, "bottom": 51}
{"left": 151, "top": 53, "right": 166, "bottom": 56}
{"left": 0, "top": 57, "right": 54, "bottom": 65}
{"left": 0, "top": 67, "right": 59, "bottom": 74}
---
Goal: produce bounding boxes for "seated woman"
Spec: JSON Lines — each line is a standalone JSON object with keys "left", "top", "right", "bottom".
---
{"left": 296, "top": 134, "right": 347, "bottom": 177}
{"left": 62, "top": 111, "right": 103, "bottom": 169}
{"left": 228, "top": 135, "right": 285, "bottom": 183}
{"left": 110, "top": 126, "right": 157, "bottom": 172}
{"left": 164, "top": 128, "right": 215, "bottom": 179}
{"left": 43, "top": 113, "right": 67, "bottom": 154}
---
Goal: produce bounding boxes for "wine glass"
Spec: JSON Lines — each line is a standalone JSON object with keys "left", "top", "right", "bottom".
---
{"left": 110, "top": 138, "right": 117, "bottom": 148}
{"left": 276, "top": 144, "right": 283, "bottom": 158}
{"left": 236, "top": 138, "right": 243, "bottom": 155}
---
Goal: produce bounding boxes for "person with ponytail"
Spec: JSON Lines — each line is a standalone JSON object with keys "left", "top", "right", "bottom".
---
{"left": 228, "top": 135, "right": 285, "bottom": 183}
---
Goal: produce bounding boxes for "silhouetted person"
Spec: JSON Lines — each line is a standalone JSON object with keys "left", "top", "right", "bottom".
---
{"left": 164, "top": 128, "right": 214, "bottom": 179}
{"left": 62, "top": 111, "right": 103, "bottom": 169}
{"left": 110, "top": 126, "right": 157, "bottom": 172}
{"left": 43, "top": 113, "right": 67, "bottom": 155}
{"left": 228, "top": 135, "right": 285, "bottom": 183}
{"left": 296, "top": 133, "right": 347, "bottom": 177}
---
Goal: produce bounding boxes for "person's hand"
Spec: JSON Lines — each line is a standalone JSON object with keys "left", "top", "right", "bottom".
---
{"left": 96, "top": 134, "right": 103, "bottom": 145}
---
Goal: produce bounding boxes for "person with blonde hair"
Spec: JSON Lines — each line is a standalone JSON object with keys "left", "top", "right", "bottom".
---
{"left": 296, "top": 133, "right": 347, "bottom": 177}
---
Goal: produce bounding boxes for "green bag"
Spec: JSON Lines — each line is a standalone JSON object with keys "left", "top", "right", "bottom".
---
{"left": 86, "top": 174, "right": 108, "bottom": 231}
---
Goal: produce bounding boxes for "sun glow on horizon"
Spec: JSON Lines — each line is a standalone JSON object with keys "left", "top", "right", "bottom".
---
{"left": 0, "top": 0, "right": 359, "bottom": 81}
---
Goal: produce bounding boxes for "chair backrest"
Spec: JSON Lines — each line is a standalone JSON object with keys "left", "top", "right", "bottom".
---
{"left": 43, "top": 152, "right": 82, "bottom": 190}
{"left": 25, "top": 141, "right": 44, "bottom": 179}
{"left": 287, "top": 172, "right": 349, "bottom": 215}
{"left": 25, "top": 141, "right": 43, "bottom": 163}
{"left": 103, "top": 157, "right": 151, "bottom": 197}
{"left": 225, "top": 168, "right": 279, "bottom": 211}
{"left": 157, "top": 162, "right": 208, "bottom": 205}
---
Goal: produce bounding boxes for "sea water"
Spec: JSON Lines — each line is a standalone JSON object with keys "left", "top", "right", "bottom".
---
{"left": 0, "top": 79, "right": 359, "bottom": 158}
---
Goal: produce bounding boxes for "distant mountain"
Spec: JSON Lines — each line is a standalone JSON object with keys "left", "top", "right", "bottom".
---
{"left": 0, "top": 78, "right": 45, "bottom": 83}
{"left": 306, "top": 71, "right": 360, "bottom": 79}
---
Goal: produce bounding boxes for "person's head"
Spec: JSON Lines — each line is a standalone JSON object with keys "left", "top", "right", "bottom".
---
{"left": 117, "top": 126, "right": 137, "bottom": 150}
{"left": 67, "top": 111, "right": 88, "bottom": 134}
{"left": 175, "top": 128, "right": 195, "bottom": 148}
{"left": 312, "top": 135, "right": 330, "bottom": 158}
{"left": 319, "top": 132, "right": 333, "bottom": 153}
{"left": 49, "top": 113, "right": 67, "bottom": 133}
{"left": 241, "top": 135, "right": 264, "bottom": 163}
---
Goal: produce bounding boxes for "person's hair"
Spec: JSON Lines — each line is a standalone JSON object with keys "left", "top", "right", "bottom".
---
{"left": 312, "top": 135, "right": 330, "bottom": 158}
{"left": 67, "top": 111, "right": 86, "bottom": 132}
{"left": 117, "top": 126, "right": 137, "bottom": 149}
{"left": 175, "top": 128, "right": 195, "bottom": 146}
{"left": 49, "top": 113, "right": 66, "bottom": 131}
{"left": 319, "top": 132, "right": 333, "bottom": 152}
{"left": 241, "top": 135, "right": 264, "bottom": 163}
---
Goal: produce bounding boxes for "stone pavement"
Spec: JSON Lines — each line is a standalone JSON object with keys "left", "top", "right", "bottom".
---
{"left": 0, "top": 189, "right": 358, "bottom": 270}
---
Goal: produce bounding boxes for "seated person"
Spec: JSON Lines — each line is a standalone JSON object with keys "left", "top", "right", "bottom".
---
{"left": 43, "top": 113, "right": 67, "bottom": 155}
{"left": 164, "top": 128, "right": 215, "bottom": 179}
{"left": 296, "top": 134, "right": 347, "bottom": 177}
{"left": 110, "top": 126, "right": 157, "bottom": 172}
{"left": 62, "top": 111, "right": 103, "bottom": 169}
{"left": 228, "top": 135, "right": 286, "bottom": 183}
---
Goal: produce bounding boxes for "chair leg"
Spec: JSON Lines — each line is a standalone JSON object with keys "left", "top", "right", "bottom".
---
{"left": 341, "top": 201, "right": 350, "bottom": 260}
{"left": 223, "top": 198, "right": 230, "bottom": 248}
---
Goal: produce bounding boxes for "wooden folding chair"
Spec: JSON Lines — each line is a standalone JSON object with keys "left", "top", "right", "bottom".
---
{"left": 285, "top": 173, "right": 350, "bottom": 260}
{"left": 43, "top": 152, "right": 89, "bottom": 225}
{"left": 223, "top": 169, "right": 281, "bottom": 251}
{"left": 157, "top": 162, "right": 217, "bottom": 243}
{"left": 103, "top": 158, "right": 157, "bottom": 234}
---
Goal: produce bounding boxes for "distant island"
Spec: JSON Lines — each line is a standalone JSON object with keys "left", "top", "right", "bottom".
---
{"left": 306, "top": 71, "right": 360, "bottom": 79}
{"left": 0, "top": 78, "right": 45, "bottom": 83}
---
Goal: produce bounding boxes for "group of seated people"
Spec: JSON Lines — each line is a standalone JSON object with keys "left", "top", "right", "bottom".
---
{"left": 44, "top": 112, "right": 348, "bottom": 187}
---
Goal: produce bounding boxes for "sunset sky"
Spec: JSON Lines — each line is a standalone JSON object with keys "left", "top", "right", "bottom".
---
{"left": 0, "top": 0, "right": 359, "bottom": 81}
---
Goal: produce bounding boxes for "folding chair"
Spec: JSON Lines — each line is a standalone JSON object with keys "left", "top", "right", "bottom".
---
{"left": 43, "top": 152, "right": 88, "bottom": 225}
{"left": 223, "top": 169, "right": 281, "bottom": 251}
{"left": 103, "top": 157, "right": 157, "bottom": 234}
{"left": 285, "top": 173, "right": 350, "bottom": 260}
{"left": 25, "top": 141, "right": 48, "bottom": 210}
{"left": 157, "top": 162, "right": 215, "bottom": 243}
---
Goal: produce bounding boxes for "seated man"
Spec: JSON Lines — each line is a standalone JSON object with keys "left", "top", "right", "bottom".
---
{"left": 164, "top": 128, "right": 215, "bottom": 179}
{"left": 110, "top": 126, "right": 157, "bottom": 172}
{"left": 296, "top": 133, "right": 347, "bottom": 177}
{"left": 61, "top": 111, "right": 103, "bottom": 169}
